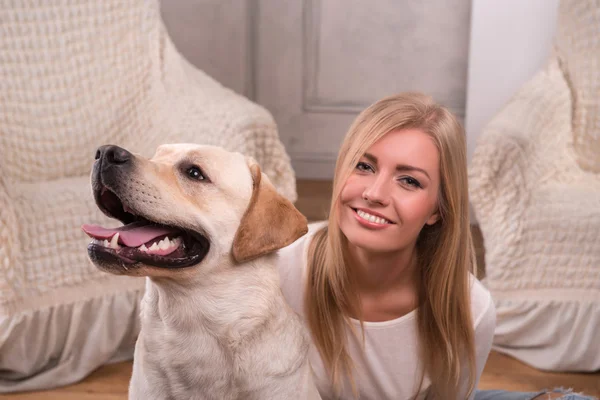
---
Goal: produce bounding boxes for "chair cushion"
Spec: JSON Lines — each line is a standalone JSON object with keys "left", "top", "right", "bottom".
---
{"left": 481, "top": 180, "right": 600, "bottom": 372}
{"left": 0, "top": 176, "right": 145, "bottom": 392}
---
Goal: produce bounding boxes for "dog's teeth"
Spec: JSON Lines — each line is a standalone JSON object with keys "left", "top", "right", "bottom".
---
{"left": 135, "top": 237, "right": 181, "bottom": 254}
{"left": 103, "top": 239, "right": 110, "bottom": 247}
{"left": 110, "top": 233, "right": 120, "bottom": 249}
{"left": 158, "top": 237, "right": 170, "bottom": 250}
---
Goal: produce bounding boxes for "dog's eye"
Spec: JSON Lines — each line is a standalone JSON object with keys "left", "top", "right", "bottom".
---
{"left": 186, "top": 166, "right": 206, "bottom": 181}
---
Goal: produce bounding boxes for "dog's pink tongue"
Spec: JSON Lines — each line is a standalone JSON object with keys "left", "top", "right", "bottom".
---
{"left": 81, "top": 223, "right": 178, "bottom": 247}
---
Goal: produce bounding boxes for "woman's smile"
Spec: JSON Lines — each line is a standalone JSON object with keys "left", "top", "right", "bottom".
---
{"left": 351, "top": 207, "right": 395, "bottom": 229}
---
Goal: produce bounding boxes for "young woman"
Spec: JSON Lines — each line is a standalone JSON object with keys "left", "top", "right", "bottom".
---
{"left": 277, "top": 92, "right": 595, "bottom": 400}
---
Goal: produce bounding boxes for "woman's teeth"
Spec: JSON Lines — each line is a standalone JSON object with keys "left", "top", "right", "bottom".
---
{"left": 356, "top": 210, "right": 391, "bottom": 224}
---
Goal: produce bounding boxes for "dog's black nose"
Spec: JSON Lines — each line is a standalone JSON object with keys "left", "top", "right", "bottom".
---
{"left": 96, "top": 145, "right": 132, "bottom": 165}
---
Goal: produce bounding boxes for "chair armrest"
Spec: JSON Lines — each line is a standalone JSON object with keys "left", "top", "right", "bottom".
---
{"left": 469, "top": 58, "right": 572, "bottom": 226}
{"left": 468, "top": 58, "right": 573, "bottom": 256}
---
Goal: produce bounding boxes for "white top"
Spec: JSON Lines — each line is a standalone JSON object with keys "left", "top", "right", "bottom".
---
{"left": 277, "top": 222, "right": 497, "bottom": 400}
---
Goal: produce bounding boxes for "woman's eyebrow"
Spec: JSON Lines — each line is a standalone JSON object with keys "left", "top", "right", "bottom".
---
{"left": 363, "top": 152, "right": 378, "bottom": 164}
{"left": 363, "top": 152, "right": 430, "bottom": 179}
{"left": 395, "top": 164, "right": 430, "bottom": 180}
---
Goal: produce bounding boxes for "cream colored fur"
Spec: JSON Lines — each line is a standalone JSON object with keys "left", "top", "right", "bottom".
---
{"left": 86, "top": 144, "right": 321, "bottom": 400}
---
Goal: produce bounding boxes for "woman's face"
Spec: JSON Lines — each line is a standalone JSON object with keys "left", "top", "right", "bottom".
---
{"left": 338, "top": 128, "right": 441, "bottom": 254}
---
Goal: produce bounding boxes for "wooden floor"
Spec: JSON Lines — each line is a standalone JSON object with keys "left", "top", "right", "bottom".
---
{"left": 1, "top": 180, "right": 598, "bottom": 399}
{"left": 3, "top": 351, "right": 598, "bottom": 399}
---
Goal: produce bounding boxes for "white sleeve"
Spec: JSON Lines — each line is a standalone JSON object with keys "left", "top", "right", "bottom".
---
{"left": 276, "top": 221, "right": 327, "bottom": 316}
{"left": 462, "top": 291, "right": 497, "bottom": 400}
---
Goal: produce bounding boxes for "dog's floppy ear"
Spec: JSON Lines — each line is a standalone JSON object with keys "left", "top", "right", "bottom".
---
{"left": 232, "top": 162, "right": 308, "bottom": 264}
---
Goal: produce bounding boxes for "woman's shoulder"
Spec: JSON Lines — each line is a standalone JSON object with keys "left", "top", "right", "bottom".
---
{"left": 468, "top": 274, "right": 496, "bottom": 332}
{"left": 275, "top": 220, "right": 328, "bottom": 315}
{"left": 278, "top": 220, "right": 327, "bottom": 261}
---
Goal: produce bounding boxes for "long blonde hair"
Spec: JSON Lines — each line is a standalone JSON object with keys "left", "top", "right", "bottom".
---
{"left": 304, "top": 92, "right": 477, "bottom": 399}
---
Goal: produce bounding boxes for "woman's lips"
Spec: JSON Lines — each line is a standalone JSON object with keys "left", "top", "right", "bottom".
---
{"left": 352, "top": 207, "right": 394, "bottom": 229}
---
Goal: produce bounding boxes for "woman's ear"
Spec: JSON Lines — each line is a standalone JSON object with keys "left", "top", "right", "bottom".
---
{"left": 425, "top": 210, "right": 440, "bottom": 226}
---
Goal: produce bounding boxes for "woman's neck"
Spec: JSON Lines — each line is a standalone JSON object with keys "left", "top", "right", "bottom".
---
{"left": 346, "top": 242, "right": 420, "bottom": 322}
{"left": 347, "top": 242, "right": 418, "bottom": 295}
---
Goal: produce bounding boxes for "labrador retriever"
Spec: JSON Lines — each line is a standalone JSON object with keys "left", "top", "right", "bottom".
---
{"left": 82, "top": 144, "right": 322, "bottom": 400}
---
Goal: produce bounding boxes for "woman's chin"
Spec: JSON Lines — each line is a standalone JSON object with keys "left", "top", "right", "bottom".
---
{"left": 339, "top": 222, "right": 398, "bottom": 254}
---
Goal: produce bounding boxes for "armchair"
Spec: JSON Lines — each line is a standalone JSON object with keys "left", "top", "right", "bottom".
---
{"left": 468, "top": 0, "right": 600, "bottom": 372}
{"left": 0, "top": 0, "right": 296, "bottom": 392}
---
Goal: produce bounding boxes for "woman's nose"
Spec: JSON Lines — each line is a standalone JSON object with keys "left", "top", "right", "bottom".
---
{"left": 362, "top": 175, "right": 390, "bottom": 206}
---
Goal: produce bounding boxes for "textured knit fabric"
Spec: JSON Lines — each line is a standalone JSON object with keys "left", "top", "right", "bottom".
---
{"left": 277, "top": 222, "right": 497, "bottom": 400}
{"left": 0, "top": 0, "right": 296, "bottom": 392}
{"left": 555, "top": 0, "right": 600, "bottom": 173}
{"left": 468, "top": 0, "right": 600, "bottom": 373}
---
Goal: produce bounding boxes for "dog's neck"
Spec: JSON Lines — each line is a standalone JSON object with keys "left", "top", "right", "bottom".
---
{"left": 140, "top": 254, "right": 285, "bottom": 343}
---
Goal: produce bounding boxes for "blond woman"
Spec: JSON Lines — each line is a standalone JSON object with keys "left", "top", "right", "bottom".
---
{"left": 277, "top": 92, "right": 595, "bottom": 400}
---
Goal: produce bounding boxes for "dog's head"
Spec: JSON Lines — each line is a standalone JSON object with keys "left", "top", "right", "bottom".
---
{"left": 82, "top": 143, "right": 308, "bottom": 278}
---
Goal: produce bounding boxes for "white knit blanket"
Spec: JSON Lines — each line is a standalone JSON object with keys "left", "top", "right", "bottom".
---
{"left": 0, "top": 0, "right": 297, "bottom": 391}
{"left": 0, "top": 0, "right": 297, "bottom": 308}
{"left": 555, "top": 0, "right": 600, "bottom": 173}
{"left": 468, "top": 1, "right": 600, "bottom": 372}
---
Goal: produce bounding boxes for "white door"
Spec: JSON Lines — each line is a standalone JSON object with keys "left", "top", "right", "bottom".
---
{"left": 162, "top": 0, "right": 471, "bottom": 179}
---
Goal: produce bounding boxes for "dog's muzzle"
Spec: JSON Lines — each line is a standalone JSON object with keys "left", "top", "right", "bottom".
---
{"left": 82, "top": 145, "right": 210, "bottom": 270}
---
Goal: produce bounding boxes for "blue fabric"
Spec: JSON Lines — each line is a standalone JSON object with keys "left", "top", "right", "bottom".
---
{"left": 474, "top": 390, "right": 543, "bottom": 400}
{"left": 475, "top": 389, "right": 598, "bottom": 400}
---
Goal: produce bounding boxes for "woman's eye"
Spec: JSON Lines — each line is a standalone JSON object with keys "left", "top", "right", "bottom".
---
{"left": 186, "top": 166, "right": 206, "bottom": 181}
{"left": 356, "top": 162, "right": 374, "bottom": 172}
{"left": 400, "top": 176, "right": 422, "bottom": 188}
